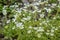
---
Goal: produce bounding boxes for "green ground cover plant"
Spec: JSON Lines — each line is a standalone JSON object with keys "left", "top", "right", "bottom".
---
{"left": 0, "top": 0, "right": 60, "bottom": 40}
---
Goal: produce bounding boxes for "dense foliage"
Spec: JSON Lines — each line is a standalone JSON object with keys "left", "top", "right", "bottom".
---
{"left": 0, "top": 0, "right": 60, "bottom": 40}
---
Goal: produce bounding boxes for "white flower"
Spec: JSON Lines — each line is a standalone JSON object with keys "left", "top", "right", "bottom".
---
{"left": 16, "top": 22, "right": 24, "bottom": 29}
{"left": 12, "top": 26, "right": 15, "bottom": 30}
{"left": 33, "top": 2, "right": 40, "bottom": 5}
{"left": 47, "top": 8, "right": 51, "bottom": 13}
{"left": 10, "top": 5, "right": 18, "bottom": 8}
{"left": 14, "top": 14, "right": 18, "bottom": 18}
{"left": 6, "top": 20, "right": 10, "bottom": 23}
{"left": 33, "top": 27, "right": 38, "bottom": 30}
{"left": 16, "top": 8, "right": 22, "bottom": 13}
{"left": 16, "top": 22, "right": 23, "bottom": 27}
{"left": 20, "top": 26, "right": 24, "bottom": 29}
{"left": 23, "top": 14, "right": 25, "bottom": 16}
{"left": 55, "top": 28, "right": 58, "bottom": 30}
{"left": 52, "top": 3, "right": 57, "bottom": 6}
{"left": 22, "top": 16, "right": 31, "bottom": 21}
{"left": 12, "top": 18, "right": 16, "bottom": 22}
{"left": 35, "top": 19, "right": 37, "bottom": 21}
{"left": 39, "top": 18, "right": 42, "bottom": 20}
{"left": 27, "top": 30, "right": 31, "bottom": 34}
{"left": 21, "top": 19, "right": 25, "bottom": 22}
{"left": 23, "top": 6, "right": 28, "bottom": 9}
{"left": 44, "top": 7, "right": 47, "bottom": 9}
{"left": 57, "top": 5, "right": 60, "bottom": 8}
{"left": 51, "top": 6, "right": 55, "bottom": 8}
{"left": 52, "top": 27, "right": 55, "bottom": 29}
{"left": 14, "top": 5, "right": 18, "bottom": 8}
{"left": 47, "top": 30, "right": 50, "bottom": 32}
{"left": 32, "top": 10, "right": 36, "bottom": 13}
{"left": 37, "top": 34, "right": 41, "bottom": 38}
{"left": 37, "top": 10, "right": 41, "bottom": 12}
{"left": 40, "top": 14, "right": 44, "bottom": 18}
{"left": 46, "top": 32, "right": 50, "bottom": 35}
{"left": 2, "top": 9, "right": 7, "bottom": 15}
{"left": 34, "top": 6, "right": 38, "bottom": 9}
{"left": 23, "top": 18, "right": 27, "bottom": 20}
{"left": 50, "top": 33, "right": 54, "bottom": 36}
{"left": 53, "top": 17, "right": 56, "bottom": 19}
{"left": 48, "top": 4, "right": 51, "bottom": 6}
{"left": 29, "top": 26, "right": 32, "bottom": 29}
{"left": 29, "top": 21, "right": 31, "bottom": 22}
{"left": 42, "top": 21, "right": 46, "bottom": 24}
{"left": 46, "top": 20, "right": 49, "bottom": 23}
{"left": 51, "top": 29, "right": 54, "bottom": 33}
{"left": 44, "top": 8, "right": 51, "bottom": 13}
{"left": 3, "top": 6, "right": 7, "bottom": 9}
{"left": 27, "top": 16, "right": 31, "bottom": 20}
{"left": 22, "top": 9, "right": 27, "bottom": 12}
{"left": 37, "top": 27, "right": 44, "bottom": 32}
{"left": 39, "top": 23, "right": 42, "bottom": 25}
{"left": 16, "top": 10, "right": 21, "bottom": 13}
{"left": 38, "top": 0, "right": 41, "bottom": 2}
